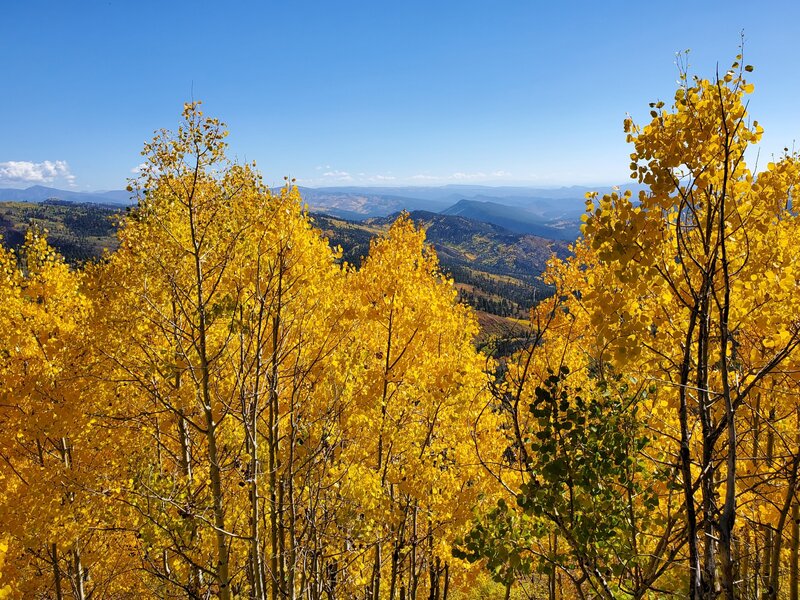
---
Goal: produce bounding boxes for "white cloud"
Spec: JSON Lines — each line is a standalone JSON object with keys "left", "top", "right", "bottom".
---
{"left": 305, "top": 168, "right": 513, "bottom": 187}
{"left": 322, "top": 169, "right": 354, "bottom": 182}
{"left": 130, "top": 162, "right": 148, "bottom": 174}
{"left": 0, "top": 160, "right": 76, "bottom": 187}
{"left": 451, "top": 171, "right": 487, "bottom": 180}
{"left": 302, "top": 170, "right": 400, "bottom": 186}
{"left": 410, "top": 170, "right": 512, "bottom": 183}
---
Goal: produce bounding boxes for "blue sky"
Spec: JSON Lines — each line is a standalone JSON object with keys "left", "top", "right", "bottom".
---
{"left": 3, "top": 0, "right": 800, "bottom": 190}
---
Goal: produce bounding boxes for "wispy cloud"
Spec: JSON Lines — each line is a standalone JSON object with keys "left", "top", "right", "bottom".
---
{"left": 298, "top": 170, "right": 399, "bottom": 186}
{"left": 411, "top": 170, "right": 513, "bottom": 183}
{"left": 302, "top": 168, "right": 512, "bottom": 187}
{"left": 0, "top": 160, "right": 76, "bottom": 187}
{"left": 322, "top": 169, "right": 354, "bottom": 182}
{"left": 130, "top": 162, "right": 148, "bottom": 174}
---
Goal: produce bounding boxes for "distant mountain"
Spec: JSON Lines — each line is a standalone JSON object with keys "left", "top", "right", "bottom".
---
{"left": 302, "top": 184, "right": 640, "bottom": 231}
{"left": 312, "top": 184, "right": 619, "bottom": 202}
{"left": 0, "top": 185, "right": 133, "bottom": 205}
{"left": 0, "top": 184, "right": 636, "bottom": 228}
{"left": 441, "top": 199, "right": 581, "bottom": 240}
{"left": 297, "top": 187, "right": 450, "bottom": 218}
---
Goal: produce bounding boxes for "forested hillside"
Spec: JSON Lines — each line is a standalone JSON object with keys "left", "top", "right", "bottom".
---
{"left": 0, "top": 200, "right": 119, "bottom": 262}
{"left": 0, "top": 201, "right": 565, "bottom": 325}
{"left": 2, "top": 58, "right": 800, "bottom": 600}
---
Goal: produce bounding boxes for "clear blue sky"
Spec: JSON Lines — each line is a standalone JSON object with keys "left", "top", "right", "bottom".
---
{"left": 3, "top": 0, "right": 799, "bottom": 190}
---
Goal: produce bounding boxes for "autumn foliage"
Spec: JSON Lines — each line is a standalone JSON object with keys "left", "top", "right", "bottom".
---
{"left": 3, "top": 55, "right": 800, "bottom": 600}
{"left": 0, "top": 104, "right": 501, "bottom": 599}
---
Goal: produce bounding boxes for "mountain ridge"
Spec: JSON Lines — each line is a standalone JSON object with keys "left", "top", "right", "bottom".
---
{"left": 0, "top": 185, "right": 133, "bottom": 205}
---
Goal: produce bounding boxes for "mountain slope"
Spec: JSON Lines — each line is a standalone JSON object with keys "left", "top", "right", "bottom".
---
{"left": 0, "top": 200, "right": 119, "bottom": 262}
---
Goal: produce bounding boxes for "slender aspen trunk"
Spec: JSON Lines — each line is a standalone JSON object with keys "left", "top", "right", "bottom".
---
{"left": 72, "top": 547, "right": 86, "bottom": 600}
{"left": 791, "top": 498, "right": 799, "bottom": 600}
{"left": 766, "top": 410, "right": 800, "bottom": 599}
{"left": 792, "top": 409, "right": 800, "bottom": 600}
{"left": 717, "top": 104, "right": 738, "bottom": 600}
{"left": 389, "top": 541, "right": 400, "bottom": 600}
{"left": 248, "top": 423, "right": 266, "bottom": 600}
{"left": 763, "top": 528, "right": 773, "bottom": 600}
{"left": 189, "top": 192, "right": 231, "bottom": 600}
{"left": 373, "top": 303, "right": 394, "bottom": 600}
{"left": 51, "top": 544, "right": 63, "bottom": 600}
{"left": 373, "top": 544, "right": 382, "bottom": 600}
{"left": 697, "top": 286, "right": 718, "bottom": 598}
{"left": 243, "top": 293, "right": 267, "bottom": 600}
{"left": 58, "top": 437, "right": 87, "bottom": 599}
{"left": 327, "top": 559, "right": 338, "bottom": 600}
{"left": 755, "top": 534, "right": 762, "bottom": 600}
{"left": 768, "top": 457, "right": 800, "bottom": 598}
{"left": 745, "top": 394, "right": 763, "bottom": 598}
{"left": 178, "top": 411, "right": 193, "bottom": 479}
{"left": 426, "top": 522, "right": 438, "bottom": 600}
{"left": 278, "top": 470, "right": 287, "bottom": 597}
{"left": 550, "top": 535, "right": 558, "bottom": 600}
{"left": 428, "top": 556, "right": 441, "bottom": 600}
{"left": 203, "top": 400, "right": 231, "bottom": 599}
{"left": 39, "top": 442, "right": 62, "bottom": 600}
{"left": 678, "top": 303, "right": 702, "bottom": 599}
{"left": 763, "top": 420, "right": 775, "bottom": 600}
{"left": 269, "top": 256, "right": 284, "bottom": 600}
{"left": 410, "top": 504, "right": 419, "bottom": 600}
{"left": 288, "top": 385, "right": 298, "bottom": 600}
{"left": 742, "top": 528, "right": 751, "bottom": 600}
{"left": 173, "top": 301, "right": 203, "bottom": 596}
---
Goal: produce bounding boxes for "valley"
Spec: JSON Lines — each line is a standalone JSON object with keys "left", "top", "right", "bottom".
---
{"left": 0, "top": 189, "right": 576, "bottom": 350}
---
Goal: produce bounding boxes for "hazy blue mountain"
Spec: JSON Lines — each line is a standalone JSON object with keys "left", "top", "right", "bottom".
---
{"left": 304, "top": 183, "right": 642, "bottom": 223}
{"left": 441, "top": 199, "right": 581, "bottom": 240}
{"left": 314, "top": 184, "right": 595, "bottom": 201}
{"left": 312, "top": 183, "right": 642, "bottom": 202}
{"left": 0, "top": 185, "right": 133, "bottom": 205}
{"left": 92, "top": 189, "right": 135, "bottom": 203}
{"left": 0, "top": 183, "right": 637, "bottom": 233}
{"left": 298, "top": 187, "right": 450, "bottom": 217}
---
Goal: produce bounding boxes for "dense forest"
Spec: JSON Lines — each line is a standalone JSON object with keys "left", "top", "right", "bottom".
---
{"left": 2, "top": 58, "right": 800, "bottom": 600}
